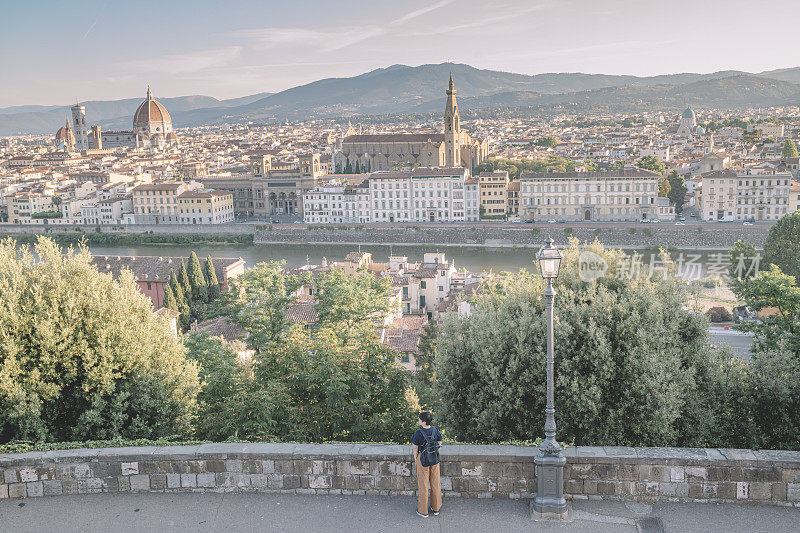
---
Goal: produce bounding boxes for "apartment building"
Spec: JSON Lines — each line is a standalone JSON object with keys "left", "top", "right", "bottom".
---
{"left": 368, "top": 167, "right": 472, "bottom": 223}
{"left": 302, "top": 180, "right": 370, "bottom": 224}
{"left": 177, "top": 189, "right": 234, "bottom": 224}
{"left": 507, "top": 181, "right": 520, "bottom": 216}
{"left": 518, "top": 169, "right": 662, "bottom": 221}
{"left": 131, "top": 181, "right": 200, "bottom": 224}
{"left": 700, "top": 169, "right": 792, "bottom": 221}
{"left": 6, "top": 191, "right": 56, "bottom": 224}
{"left": 790, "top": 181, "right": 800, "bottom": 212}
{"left": 465, "top": 177, "right": 480, "bottom": 221}
{"left": 478, "top": 170, "right": 509, "bottom": 218}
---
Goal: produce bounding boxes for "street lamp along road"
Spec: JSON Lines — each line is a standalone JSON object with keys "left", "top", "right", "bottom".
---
{"left": 532, "top": 237, "right": 568, "bottom": 519}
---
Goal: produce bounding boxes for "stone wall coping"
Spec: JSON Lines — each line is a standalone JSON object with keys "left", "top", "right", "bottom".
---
{"left": 2, "top": 444, "right": 800, "bottom": 467}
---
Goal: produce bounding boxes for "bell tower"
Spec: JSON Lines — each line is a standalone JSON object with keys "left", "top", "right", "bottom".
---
{"left": 444, "top": 73, "right": 461, "bottom": 167}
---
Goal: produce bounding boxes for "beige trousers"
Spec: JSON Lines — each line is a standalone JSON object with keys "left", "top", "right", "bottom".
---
{"left": 415, "top": 454, "right": 442, "bottom": 515}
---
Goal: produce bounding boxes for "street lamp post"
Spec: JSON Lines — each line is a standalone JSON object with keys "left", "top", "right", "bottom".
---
{"left": 532, "top": 237, "right": 567, "bottom": 518}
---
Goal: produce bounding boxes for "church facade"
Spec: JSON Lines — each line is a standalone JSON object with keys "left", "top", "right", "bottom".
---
{"left": 334, "top": 76, "right": 488, "bottom": 172}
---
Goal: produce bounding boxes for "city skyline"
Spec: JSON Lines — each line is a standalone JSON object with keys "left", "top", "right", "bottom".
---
{"left": 2, "top": 0, "right": 800, "bottom": 107}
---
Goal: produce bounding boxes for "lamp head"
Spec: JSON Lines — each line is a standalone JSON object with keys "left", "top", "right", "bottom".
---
{"left": 537, "top": 237, "right": 562, "bottom": 280}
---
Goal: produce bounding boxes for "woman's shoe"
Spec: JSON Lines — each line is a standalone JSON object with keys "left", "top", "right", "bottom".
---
{"left": 416, "top": 510, "right": 429, "bottom": 519}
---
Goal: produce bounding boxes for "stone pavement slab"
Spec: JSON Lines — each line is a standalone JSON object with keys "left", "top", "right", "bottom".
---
{"left": 1, "top": 493, "right": 798, "bottom": 533}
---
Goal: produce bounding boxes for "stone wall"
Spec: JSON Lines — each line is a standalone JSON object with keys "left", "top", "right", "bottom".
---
{"left": 1, "top": 443, "right": 798, "bottom": 506}
{"left": 0, "top": 222, "right": 769, "bottom": 249}
{"left": 255, "top": 224, "right": 770, "bottom": 250}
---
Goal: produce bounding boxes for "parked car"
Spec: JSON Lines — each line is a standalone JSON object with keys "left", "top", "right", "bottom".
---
{"left": 524, "top": 219, "right": 535, "bottom": 223}
{"left": 650, "top": 219, "right": 661, "bottom": 223}
{"left": 547, "top": 219, "right": 557, "bottom": 224}
{"left": 743, "top": 222, "right": 753, "bottom": 226}
{"left": 690, "top": 213, "right": 696, "bottom": 217}
{"left": 675, "top": 222, "right": 685, "bottom": 225}
{"left": 271, "top": 219, "right": 280, "bottom": 223}
{"left": 558, "top": 219, "right": 566, "bottom": 224}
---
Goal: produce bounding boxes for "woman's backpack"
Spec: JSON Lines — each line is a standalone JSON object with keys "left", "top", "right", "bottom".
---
{"left": 420, "top": 429, "right": 440, "bottom": 467}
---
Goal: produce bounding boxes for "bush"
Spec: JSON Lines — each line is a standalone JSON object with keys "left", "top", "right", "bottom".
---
{"left": 0, "top": 237, "right": 199, "bottom": 444}
{"left": 435, "top": 240, "right": 716, "bottom": 447}
{"left": 705, "top": 306, "right": 733, "bottom": 323}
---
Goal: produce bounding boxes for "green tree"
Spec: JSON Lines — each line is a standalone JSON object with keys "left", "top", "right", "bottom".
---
{"left": 727, "top": 239, "right": 760, "bottom": 290}
{"left": 253, "top": 326, "right": 413, "bottom": 442}
{"left": 178, "top": 261, "right": 192, "bottom": 299}
{"left": 666, "top": 170, "right": 688, "bottom": 212}
{"left": 226, "top": 261, "right": 301, "bottom": 352}
{"left": 185, "top": 333, "right": 287, "bottom": 441}
{"left": 344, "top": 159, "right": 353, "bottom": 174}
{"left": 782, "top": 139, "right": 799, "bottom": 157}
{"left": 435, "top": 240, "right": 716, "bottom": 446}
{"left": 0, "top": 237, "right": 199, "bottom": 443}
{"left": 163, "top": 283, "right": 179, "bottom": 312}
{"left": 636, "top": 155, "right": 666, "bottom": 175}
{"left": 314, "top": 267, "right": 392, "bottom": 339}
{"left": 204, "top": 256, "right": 220, "bottom": 302}
{"left": 534, "top": 136, "right": 558, "bottom": 148}
{"left": 169, "top": 272, "right": 191, "bottom": 330}
{"left": 732, "top": 265, "right": 800, "bottom": 354}
{"left": 187, "top": 251, "right": 207, "bottom": 305}
{"left": 658, "top": 178, "right": 671, "bottom": 198}
{"left": 763, "top": 211, "right": 800, "bottom": 280}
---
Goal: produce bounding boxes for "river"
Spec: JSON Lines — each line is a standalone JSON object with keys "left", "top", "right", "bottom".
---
{"left": 86, "top": 243, "right": 739, "bottom": 278}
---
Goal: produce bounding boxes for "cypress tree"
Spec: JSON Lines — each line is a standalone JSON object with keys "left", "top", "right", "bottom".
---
{"left": 204, "top": 256, "right": 220, "bottom": 302}
{"left": 344, "top": 159, "right": 352, "bottom": 174}
{"left": 169, "top": 272, "right": 185, "bottom": 303}
{"left": 163, "top": 284, "right": 178, "bottom": 311}
{"left": 178, "top": 261, "right": 191, "bottom": 299}
{"left": 187, "top": 251, "right": 207, "bottom": 303}
{"left": 354, "top": 160, "right": 361, "bottom": 174}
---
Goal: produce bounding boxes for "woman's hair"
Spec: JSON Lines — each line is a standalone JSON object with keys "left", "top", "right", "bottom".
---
{"left": 418, "top": 411, "right": 433, "bottom": 425}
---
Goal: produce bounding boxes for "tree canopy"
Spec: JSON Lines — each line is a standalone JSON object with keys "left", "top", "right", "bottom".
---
{"left": 636, "top": 155, "right": 666, "bottom": 175}
{"left": 435, "top": 240, "right": 716, "bottom": 446}
{"left": 782, "top": 139, "right": 798, "bottom": 158}
{"left": 763, "top": 211, "right": 800, "bottom": 281}
{"left": 0, "top": 237, "right": 199, "bottom": 444}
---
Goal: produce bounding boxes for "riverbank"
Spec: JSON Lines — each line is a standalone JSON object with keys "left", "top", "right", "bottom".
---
{"left": 0, "top": 222, "right": 769, "bottom": 250}
{"left": 254, "top": 224, "right": 770, "bottom": 250}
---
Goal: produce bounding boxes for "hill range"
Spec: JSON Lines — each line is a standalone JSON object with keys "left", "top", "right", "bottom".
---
{"left": 2, "top": 63, "right": 800, "bottom": 136}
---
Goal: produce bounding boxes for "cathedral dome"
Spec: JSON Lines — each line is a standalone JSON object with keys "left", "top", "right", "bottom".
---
{"left": 133, "top": 86, "right": 172, "bottom": 132}
{"left": 695, "top": 125, "right": 706, "bottom": 135}
{"left": 55, "top": 125, "right": 74, "bottom": 141}
{"left": 682, "top": 106, "right": 695, "bottom": 120}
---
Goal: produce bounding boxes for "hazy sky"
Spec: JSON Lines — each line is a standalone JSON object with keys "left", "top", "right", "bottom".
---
{"left": 2, "top": 0, "right": 798, "bottom": 107}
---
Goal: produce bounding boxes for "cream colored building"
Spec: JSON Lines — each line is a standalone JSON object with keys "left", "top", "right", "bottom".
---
{"left": 131, "top": 181, "right": 200, "bottom": 224}
{"left": 335, "top": 76, "right": 488, "bottom": 172}
{"left": 790, "top": 181, "right": 800, "bottom": 213}
{"left": 367, "top": 167, "right": 473, "bottom": 223}
{"left": 478, "top": 170, "right": 509, "bottom": 218}
{"left": 302, "top": 180, "right": 371, "bottom": 224}
{"left": 6, "top": 191, "right": 56, "bottom": 224}
{"left": 519, "top": 169, "right": 662, "bottom": 221}
{"left": 202, "top": 153, "right": 325, "bottom": 218}
{"left": 700, "top": 170, "right": 792, "bottom": 221}
{"left": 177, "top": 190, "right": 234, "bottom": 224}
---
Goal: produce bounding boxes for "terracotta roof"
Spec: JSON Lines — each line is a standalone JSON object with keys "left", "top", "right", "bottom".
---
{"left": 286, "top": 300, "right": 318, "bottom": 324}
{"left": 520, "top": 169, "right": 660, "bottom": 180}
{"left": 91, "top": 255, "right": 243, "bottom": 283}
{"left": 133, "top": 98, "right": 172, "bottom": 126}
{"left": 191, "top": 316, "right": 247, "bottom": 342}
{"left": 344, "top": 134, "right": 445, "bottom": 144}
{"left": 383, "top": 315, "right": 427, "bottom": 353}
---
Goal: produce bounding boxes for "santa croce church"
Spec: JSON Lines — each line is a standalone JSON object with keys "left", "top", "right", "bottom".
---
{"left": 335, "top": 75, "right": 488, "bottom": 172}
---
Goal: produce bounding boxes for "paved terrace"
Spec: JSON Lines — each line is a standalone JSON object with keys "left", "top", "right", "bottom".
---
{"left": 2, "top": 443, "right": 799, "bottom": 532}
{"left": 3, "top": 492, "right": 800, "bottom": 532}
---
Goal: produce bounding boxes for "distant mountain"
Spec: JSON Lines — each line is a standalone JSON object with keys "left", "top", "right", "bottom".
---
{"left": 425, "top": 75, "right": 800, "bottom": 114}
{"left": 3, "top": 62, "right": 800, "bottom": 135}
{"left": 759, "top": 66, "right": 800, "bottom": 85}
{"left": 0, "top": 92, "right": 274, "bottom": 136}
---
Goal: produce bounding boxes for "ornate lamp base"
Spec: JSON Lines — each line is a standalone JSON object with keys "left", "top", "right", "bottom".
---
{"left": 531, "top": 452, "right": 568, "bottom": 519}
